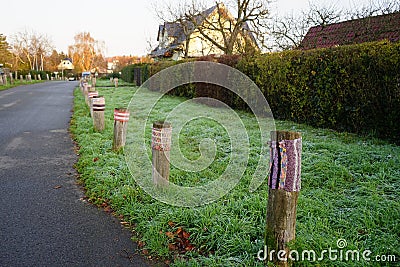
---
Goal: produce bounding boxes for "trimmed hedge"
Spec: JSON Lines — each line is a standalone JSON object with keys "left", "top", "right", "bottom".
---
{"left": 121, "top": 64, "right": 149, "bottom": 85}
{"left": 121, "top": 41, "right": 400, "bottom": 143}
{"left": 236, "top": 41, "right": 400, "bottom": 142}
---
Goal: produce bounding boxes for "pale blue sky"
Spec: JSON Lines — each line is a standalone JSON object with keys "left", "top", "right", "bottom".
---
{"left": 2, "top": 0, "right": 372, "bottom": 56}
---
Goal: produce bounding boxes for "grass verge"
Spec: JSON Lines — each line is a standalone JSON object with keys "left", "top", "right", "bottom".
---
{"left": 70, "top": 80, "right": 399, "bottom": 266}
{"left": 0, "top": 80, "right": 46, "bottom": 91}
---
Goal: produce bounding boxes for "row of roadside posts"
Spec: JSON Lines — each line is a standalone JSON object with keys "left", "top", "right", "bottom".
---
{"left": 0, "top": 73, "right": 50, "bottom": 85}
{"left": 79, "top": 78, "right": 303, "bottom": 266}
{"left": 79, "top": 78, "right": 128, "bottom": 151}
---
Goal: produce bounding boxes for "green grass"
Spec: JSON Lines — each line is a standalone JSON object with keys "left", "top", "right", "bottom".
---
{"left": 97, "top": 77, "right": 134, "bottom": 87}
{"left": 0, "top": 79, "right": 46, "bottom": 91}
{"left": 70, "top": 80, "right": 399, "bottom": 266}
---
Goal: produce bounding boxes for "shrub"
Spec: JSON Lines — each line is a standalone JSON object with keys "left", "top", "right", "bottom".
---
{"left": 104, "top": 73, "right": 121, "bottom": 80}
{"left": 236, "top": 41, "right": 400, "bottom": 143}
{"left": 121, "top": 41, "right": 400, "bottom": 143}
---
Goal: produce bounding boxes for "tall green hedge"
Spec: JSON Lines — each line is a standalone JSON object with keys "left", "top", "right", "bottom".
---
{"left": 121, "top": 41, "right": 400, "bottom": 143}
{"left": 236, "top": 41, "right": 400, "bottom": 142}
{"left": 121, "top": 64, "right": 149, "bottom": 85}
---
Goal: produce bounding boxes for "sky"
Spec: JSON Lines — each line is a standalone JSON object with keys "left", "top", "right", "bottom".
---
{"left": 2, "top": 0, "right": 373, "bottom": 57}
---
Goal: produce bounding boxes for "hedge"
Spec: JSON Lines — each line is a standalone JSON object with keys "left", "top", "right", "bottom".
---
{"left": 121, "top": 64, "right": 150, "bottom": 86}
{"left": 236, "top": 41, "right": 400, "bottom": 143}
{"left": 121, "top": 41, "right": 400, "bottom": 143}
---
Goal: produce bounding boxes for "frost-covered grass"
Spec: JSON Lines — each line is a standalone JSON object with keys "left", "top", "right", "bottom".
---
{"left": 71, "top": 82, "right": 399, "bottom": 266}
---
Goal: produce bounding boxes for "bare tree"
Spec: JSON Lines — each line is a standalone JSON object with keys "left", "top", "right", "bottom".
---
{"left": 347, "top": 0, "right": 400, "bottom": 19}
{"left": 269, "top": 0, "right": 400, "bottom": 51}
{"left": 306, "top": 2, "right": 342, "bottom": 26}
{"left": 185, "top": 0, "right": 269, "bottom": 54}
{"left": 153, "top": 0, "right": 270, "bottom": 56}
{"left": 268, "top": 12, "right": 309, "bottom": 50}
{"left": 11, "top": 29, "right": 53, "bottom": 71}
{"left": 153, "top": 1, "right": 197, "bottom": 58}
{"left": 268, "top": 2, "right": 342, "bottom": 50}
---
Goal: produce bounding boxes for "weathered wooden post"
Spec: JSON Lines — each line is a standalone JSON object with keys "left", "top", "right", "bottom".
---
{"left": 80, "top": 81, "right": 86, "bottom": 94}
{"left": 112, "top": 108, "right": 130, "bottom": 151}
{"left": 92, "top": 96, "right": 105, "bottom": 131}
{"left": 85, "top": 85, "right": 96, "bottom": 106}
{"left": 27, "top": 74, "right": 32, "bottom": 82}
{"left": 9, "top": 73, "right": 14, "bottom": 84}
{"left": 152, "top": 121, "right": 172, "bottom": 186}
{"left": 34, "top": 74, "right": 37, "bottom": 80}
{"left": 265, "top": 131, "right": 302, "bottom": 266}
{"left": 38, "top": 74, "right": 41, "bottom": 80}
{"left": 20, "top": 75, "right": 23, "bottom": 83}
{"left": 0, "top": 75, "right": 3, "bottom": 85}
{"left": 46, "top": 74, "right": 49, "bottom": 80}
{"left": 3, "top": 75, "right": 7, "bottom": 86}
{"left": 84, "top": 85, "right": 91, "bottom": 105}
{"left": 88, "top": 91, "right": 99, "bottom": 117}
{"left": 92, "top": 77, "right": 96, "bottom": 89}
{"left": 114, "top": 77, "right": 119, "bottom": 88}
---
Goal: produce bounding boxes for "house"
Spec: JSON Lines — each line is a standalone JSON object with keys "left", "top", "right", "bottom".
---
{"left": 299, "top": 12, "right": 400, "bottom": 50}
{"left": 57, "top": 58, "right": 74, "bottom": 70}
{"left": 107, "top": 59, "right": 118, "bottom": 74}
{"left": 150, "top": 3, "right": 258, "bottom": 60}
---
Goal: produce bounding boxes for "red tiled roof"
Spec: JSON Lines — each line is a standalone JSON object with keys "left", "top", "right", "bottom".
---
{"left": 299, "top": 12, "right": 400, "bottom": 49}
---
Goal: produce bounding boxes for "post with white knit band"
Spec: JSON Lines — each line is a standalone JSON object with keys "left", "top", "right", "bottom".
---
{"left": 92, "top": 96, "right": 105, "bottom": 132}
{"left": 112, "top": 108, "right": 130, "bottom": 151}
{"left": 151, "top": 121, "right": 172, "bottom": 186}
{"left": 265, "top": 131, "right": 302, "bottom": 267}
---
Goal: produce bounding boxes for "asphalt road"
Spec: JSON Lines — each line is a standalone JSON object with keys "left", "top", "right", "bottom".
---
{"left": 0, "top": 82, "right": 152, "bottom": 267}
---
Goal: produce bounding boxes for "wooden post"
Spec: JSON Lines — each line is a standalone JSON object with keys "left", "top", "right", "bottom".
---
{"left": 84, "top": 85, "right": 91, "bottom": 105}
{"left": 38, "top": 74, "right": 41, "bottom": 80}
{"left": 152, "top": 121, "right": 172, "bottom": 186}
{"left": 9, "top": 73, "right": 14, "bottom": 84}
{"left": 92, "top": 77, "right": 96, "bottom": 89}
{"left": 114, "top": 77, "right": 118, "bottom": 88}
{"left": 81, "top": 81, "right": 87, "bottom": 94}
{"left": 87, "top": 85, "right": 96, "bottom": 105}
{"left": 20, "top": 75, "right": 23, "bottom": 83}
{"left": 88, "top": 92, "right": 99, "bottom": 117}
{"left": 92, "top": 96, "right": 105, "bottom": 131}
{"left": 3, "top": 75, "right": 7, "bottom": 86}
{"left": 0, "top": 75, "right": 3, "bottom": 85}
{"left": 112, "top": 108, "right": 130, "bottom": 151}
{"left": 46, "top": 74, "right": 49, "bottom": 80}
{"left": 265, "top": 131, "right": 302, "bottom": 266}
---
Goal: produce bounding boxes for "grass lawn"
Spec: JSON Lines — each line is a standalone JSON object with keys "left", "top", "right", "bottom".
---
{"left": 70, "top": 80, "right": 399, "bottom": 266}
{"left": 0, "top": 79, "right": 46, "bottom": 91}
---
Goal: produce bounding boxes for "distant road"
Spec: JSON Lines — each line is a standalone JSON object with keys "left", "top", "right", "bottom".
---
{"left": 0, "top": 82, "right": 152, "bottom": 266}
